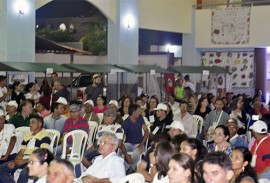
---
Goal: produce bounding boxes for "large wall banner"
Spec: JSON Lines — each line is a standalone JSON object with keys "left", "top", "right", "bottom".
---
{"left": 211, "top": 7, "right": 251, "bottom": 44}
{"left": 202, "top": 51, "right": 254, "bottom": 89}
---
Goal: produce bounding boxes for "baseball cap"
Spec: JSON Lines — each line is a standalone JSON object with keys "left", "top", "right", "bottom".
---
{"left": 0, "top": 110, "right": 4, "bottom": 116}
{"left": 109, "top": 100, "right": 118, "bottom": 108}
{"left": 56, "top": 97, "right": 68, "bottom": 105}
{"left": 84, "top": 100, "right": 94, "bottom": 107}
{"left": 7, "top": 100, "right": 18, "bottom": 108}
{"left": 154, "top": 103, "right": 168, "bottom": 111}
{"left": 93, "top": 74, "right": 101, "bottom": 79}
{"left": 70, "top": 104, "right": 80, "bottom": 112}
{"left": 104, "top": 109, "right": 117, "bottom": 117}
{"left": 249, "top": 120, "right": 268, "bottom": 134}
{"left": 166, "top": 121, "right": 185, "bottom": 131}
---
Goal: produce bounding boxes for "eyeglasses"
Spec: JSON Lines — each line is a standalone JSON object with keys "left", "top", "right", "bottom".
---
{"left": 98, "top": 141, "right": 114, "bottom": 146}
{"left": 28, "top": 160, "right": 42, "bottom": 165}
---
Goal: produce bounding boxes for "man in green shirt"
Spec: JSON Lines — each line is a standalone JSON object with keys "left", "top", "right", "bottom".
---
{"left": 9, "top": 99, "right": 34, "bottom": 128}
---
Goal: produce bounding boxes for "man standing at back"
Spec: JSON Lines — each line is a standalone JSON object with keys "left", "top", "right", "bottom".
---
{"left": 83, "top": 74, "right": 103, "bottom": 105}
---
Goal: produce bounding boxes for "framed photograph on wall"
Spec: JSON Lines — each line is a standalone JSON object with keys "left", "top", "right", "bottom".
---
{"left": 8, "top": 72, "right": 29, "bottom": 85}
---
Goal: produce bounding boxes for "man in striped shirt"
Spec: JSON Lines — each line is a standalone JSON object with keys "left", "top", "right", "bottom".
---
{"left": 57, "top": 104, "right": 89, "bottom": 157}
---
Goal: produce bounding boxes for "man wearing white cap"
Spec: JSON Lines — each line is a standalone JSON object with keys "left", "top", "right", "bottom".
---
{"left": 5, "top": 100, "right": 18, "bottom": 122}
{"left": 82, "top": 100, "right": 100, "bottom": 124}
{"left": 250, "top": 120, "right": 270, "bottom": 173}
{"left": 56, "top": 97, "right": 70, "bottom": 118}
{"left": 166, "top": 120, "right": 185, "bottom": 139}
{"left": 150, "top": 103, "right": 173, "bottom": 136}
{"left": 108, "top": 100, "right": 123, "bottom": 124}
{"left": 0, "top": 110, "right": 17, "bottom": 164}
{"left": 83, "top": 74, "right": 103, "bottom": 105}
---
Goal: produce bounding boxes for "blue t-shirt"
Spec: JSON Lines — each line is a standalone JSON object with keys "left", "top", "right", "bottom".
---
{"left": 122, "top": 115, "right": 144, "bottom": 144}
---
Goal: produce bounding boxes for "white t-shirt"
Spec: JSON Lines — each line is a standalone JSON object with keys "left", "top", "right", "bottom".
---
{"left": 152, "top": 173, "right": 169, "bottom": 183}
{"left": 25, "top": 92, "right": 41, "bottom": 103}
{"left": 0, "top": 124, "right": 18, "bottom": 156}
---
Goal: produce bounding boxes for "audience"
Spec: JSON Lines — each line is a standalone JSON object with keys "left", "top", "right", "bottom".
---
{"left": 2, "top": 77, "right": 270, "bottom": 182}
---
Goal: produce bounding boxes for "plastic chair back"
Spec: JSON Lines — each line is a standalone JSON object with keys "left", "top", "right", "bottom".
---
{"left": 45, "top": 129, "right": 60, "bottom": 155}
{"left": 191, "top": 115, "right": 204, "bottom": 137}
{"left": 61, "top": 129, "right": 88, "bottom": 163}
{"left": 15, "top": 127, "right": 30, "bottom": 149}
{"left": 118, "top": 173, "right": 145, "bottom": 183}
{"left": 87, "top": 121, "right": 98, "bottom": 147}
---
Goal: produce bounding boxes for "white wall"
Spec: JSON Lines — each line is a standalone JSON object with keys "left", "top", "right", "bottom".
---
{"left": 196, "top": 6, "right": 270, "bottom": 48}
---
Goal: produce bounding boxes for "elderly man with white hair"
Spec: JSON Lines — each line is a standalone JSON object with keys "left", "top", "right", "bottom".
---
{"left": 81, "top": 131, "right": 125, "bottom": 183}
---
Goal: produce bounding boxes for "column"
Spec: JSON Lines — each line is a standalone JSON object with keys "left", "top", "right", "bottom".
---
{"left": 107, "top": 0, "right": 139, "bottom": 101}
{"left": 254, "top": 48, "right": 267, "bottom": 97}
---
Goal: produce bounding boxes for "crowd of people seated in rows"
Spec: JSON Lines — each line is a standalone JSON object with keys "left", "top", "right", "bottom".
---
{"left": 0, "top": 73, "right": 270, "bottom": 183}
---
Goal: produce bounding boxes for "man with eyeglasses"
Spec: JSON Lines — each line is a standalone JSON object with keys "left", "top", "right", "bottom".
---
{"left": 82, "top": 109, "right": 124, "bottom": 168}
{"left": 80, "top": 132, "right": 125, "bottom": 183}
{"left": 0, "top": 115, "right": 51, "bottom": 183}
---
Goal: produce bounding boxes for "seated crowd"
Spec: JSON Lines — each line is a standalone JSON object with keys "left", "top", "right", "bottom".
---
{"left": 0, "top": 74, "right": 270, "bottom": 183}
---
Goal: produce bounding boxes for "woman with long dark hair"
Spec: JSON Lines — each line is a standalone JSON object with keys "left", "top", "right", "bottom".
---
{"left": 180, "top": 138, "right": 206, "bottom": 166}
{"left": 194, "top": 97, "right": 211, "bottom": 119}
{"left": 230, "top": 146, "right": 258, "bottom": 183}
{"left": 229, "top": 98, "right": 247, "bottom": 134}
{"left": 11, "top": 80, "right": 25, "bottom": 106}
{"left": 150, "top": 141, "right": 175, "bottom": 183}
{"left": 167, "top": 153, "right": 195, "bottom": 183}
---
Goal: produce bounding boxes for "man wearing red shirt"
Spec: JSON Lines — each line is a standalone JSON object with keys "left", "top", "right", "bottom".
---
{"left": 250, "top": 120, "right": 270, "bottom": 174}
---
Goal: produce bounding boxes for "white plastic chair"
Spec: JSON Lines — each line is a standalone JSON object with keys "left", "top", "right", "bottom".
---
{"left": 61, "top": 130, "right": 88, "bottom": 177}
{"left": 15, "top": 127, "right": 30, "bottom": 149}
{"left": 14, "top": 127, "right": 31, "bottom": 183}
{"left": 45, "top": 129, "right": 60, "bottom": 155}
{"left": 118, "top": 173, "right": 145, "bottom": 183}
{"left": 191, "top": 115, "right": 204, "bottom": 137}
{"left": 96, "top": 113, "right": 104, "bottom": 124}
{"left": 87, "top": 121, "right": 98, "bottom": 147}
